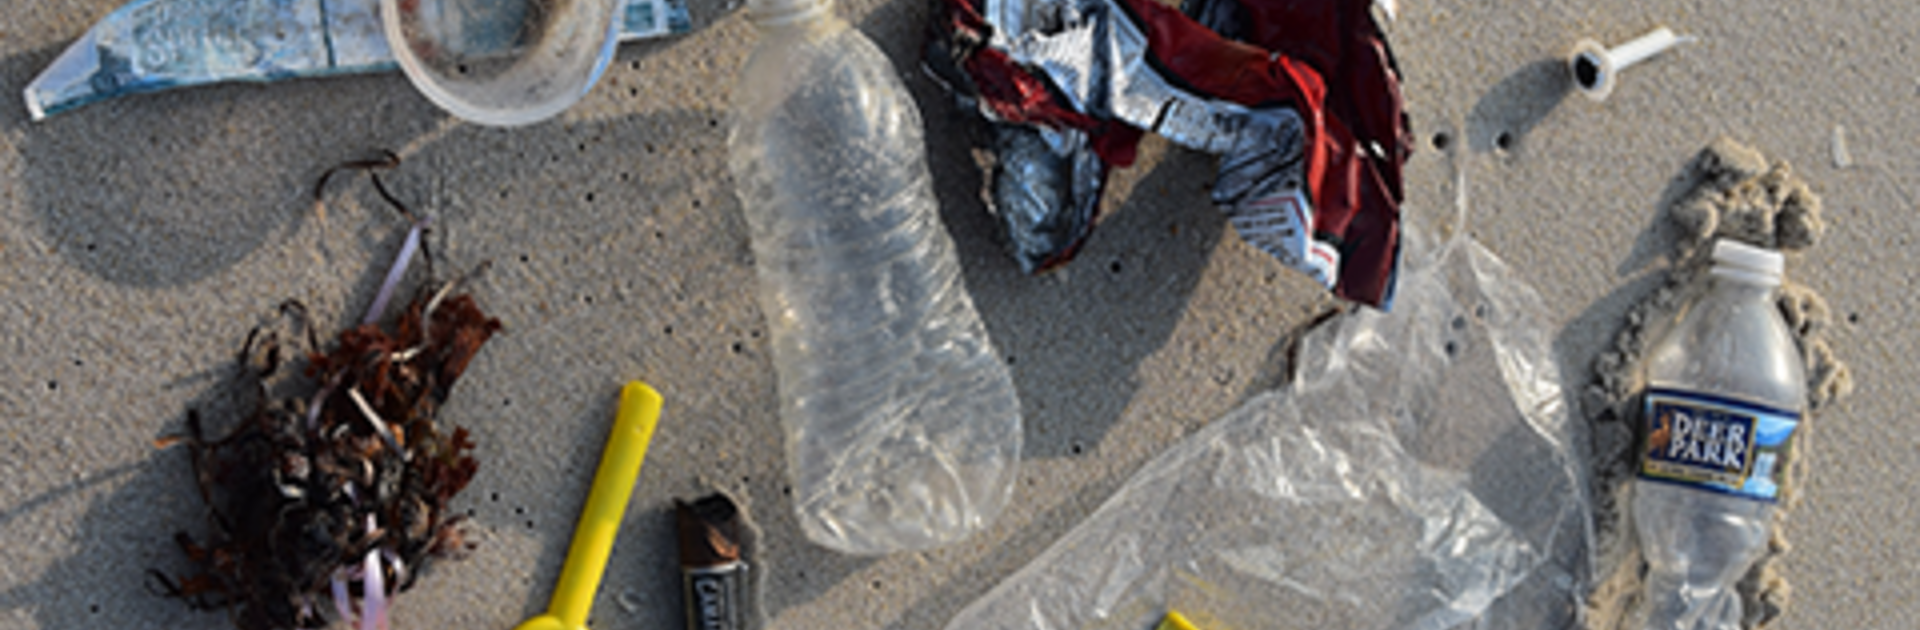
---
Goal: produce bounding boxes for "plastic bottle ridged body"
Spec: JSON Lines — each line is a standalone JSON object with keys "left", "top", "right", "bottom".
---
{"left": 727, "top": 14, "right": 1020, "bottom": 554}
{"left": 1633, "top": 273, "right": 1804, "bottom": 630}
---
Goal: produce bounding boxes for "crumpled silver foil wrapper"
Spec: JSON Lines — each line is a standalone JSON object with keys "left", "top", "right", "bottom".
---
{"left": 990, "top": 0, "right": 1277, "bottom": 155}
{"left": 990, "top": 123, "right": 1106, "bottom": 273}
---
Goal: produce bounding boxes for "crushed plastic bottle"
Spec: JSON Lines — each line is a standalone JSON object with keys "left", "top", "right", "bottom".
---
{"left": 726, "top": 0, "right": 1022, "bottom": 554}
{"left": 1633, "top": 239, "right": 1805, "bottom": 630}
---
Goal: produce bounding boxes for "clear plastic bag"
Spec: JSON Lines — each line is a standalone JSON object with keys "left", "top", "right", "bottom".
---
{"left": 945, "top": 231, "right": 1591, "bottom": 630}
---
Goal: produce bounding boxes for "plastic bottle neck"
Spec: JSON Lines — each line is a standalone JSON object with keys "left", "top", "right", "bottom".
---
{"left": 748, "top": 0, "right": 833, "bottom": 28}
{"left": 1704, "top": 267, "right": 1781, "bottom": 312}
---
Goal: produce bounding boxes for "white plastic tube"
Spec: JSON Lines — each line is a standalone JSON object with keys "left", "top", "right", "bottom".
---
{"left": 1568, "top": 27, "right": 1692, "bottom": 102}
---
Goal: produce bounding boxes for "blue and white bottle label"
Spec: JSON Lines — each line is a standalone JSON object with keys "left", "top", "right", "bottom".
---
{"left": 1639, "top": 388, "right": 1800, "bottom": 502}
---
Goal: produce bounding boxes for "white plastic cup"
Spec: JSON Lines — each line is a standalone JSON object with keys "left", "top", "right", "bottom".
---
{"left": 382, "top": 0, "right": 624, "bottom": 126}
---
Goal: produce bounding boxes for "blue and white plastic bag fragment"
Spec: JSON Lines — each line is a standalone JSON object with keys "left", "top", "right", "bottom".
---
{"left": 24, "top": 0, "right": 692, "bottom": 120}
{"left": 945, "top": 232, "right": 1592, "bottom": 630}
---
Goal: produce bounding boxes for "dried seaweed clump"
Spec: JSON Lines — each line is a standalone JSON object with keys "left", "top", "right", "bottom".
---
{"left": 153, "top": 157, "right": 500, "bottom": 630}
{"left": 1582, "top": 137, "right": 1854, "bottom": 630}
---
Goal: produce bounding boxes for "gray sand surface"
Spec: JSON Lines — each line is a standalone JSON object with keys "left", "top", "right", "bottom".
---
{"left": 2, "top": 1, "right": 1914, "bottom": 630}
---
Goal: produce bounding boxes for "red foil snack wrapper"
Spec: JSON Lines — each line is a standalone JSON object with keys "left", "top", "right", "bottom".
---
{"left": 926, "top": 0, "right": 1408, "bottom": 307}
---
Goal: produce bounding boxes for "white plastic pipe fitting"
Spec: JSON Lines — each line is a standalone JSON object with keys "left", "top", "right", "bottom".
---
{"left": 1568, "top": 27, "right": 1693, "bottom": 102}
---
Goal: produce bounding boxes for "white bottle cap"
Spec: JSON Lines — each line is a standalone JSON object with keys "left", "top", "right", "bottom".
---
{"left": 1710, "top": 238, "right": 1784, "bottom": 281}
{"left": 749, "top": 0, "right": 831, "bottom": 26}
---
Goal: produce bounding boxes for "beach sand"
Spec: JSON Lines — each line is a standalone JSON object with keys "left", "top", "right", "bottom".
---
{"left": 1, "top": 1, "right": 1912, "bottom": 629}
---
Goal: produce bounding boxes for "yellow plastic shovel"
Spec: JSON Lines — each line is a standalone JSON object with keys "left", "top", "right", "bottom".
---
{"left": 513, "top": 381, "right": 664, "bottom": 630}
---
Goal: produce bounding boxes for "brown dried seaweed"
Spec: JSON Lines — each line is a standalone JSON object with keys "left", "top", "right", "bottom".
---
{"left": 152, "top": 156, "right": 499, "bottom": 630}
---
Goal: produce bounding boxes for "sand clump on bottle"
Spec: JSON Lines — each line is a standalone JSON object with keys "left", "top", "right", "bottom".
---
{"left": 1582, "top": 137, "right": 1854, "bottom": 630}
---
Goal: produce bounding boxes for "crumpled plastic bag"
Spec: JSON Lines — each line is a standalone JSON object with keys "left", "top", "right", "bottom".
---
{"left": 925, "top": 0, "right": 1408, "bottom": 306}
{"left": 24, "top": 0, "right": 692, "bottom": 120}
{"left": 944, "top": 231, "right": 1590, "bottom": 630}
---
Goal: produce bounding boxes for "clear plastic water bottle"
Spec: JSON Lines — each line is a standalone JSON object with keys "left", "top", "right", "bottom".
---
{"left": 726, "top": 0, "right": 1022, "bottom": 554}
{"left": 1633, "top": 239, "right": 1805, "bottom": 630}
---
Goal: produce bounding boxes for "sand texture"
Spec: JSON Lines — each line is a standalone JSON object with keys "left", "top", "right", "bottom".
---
{"left": 2, "top": 1, "right": 1914, "bottom": 630}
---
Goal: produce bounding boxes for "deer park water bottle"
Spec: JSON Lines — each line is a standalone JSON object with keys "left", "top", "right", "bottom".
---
{"left": 1633, "top": 239, "right": 1805, "bottom": 630}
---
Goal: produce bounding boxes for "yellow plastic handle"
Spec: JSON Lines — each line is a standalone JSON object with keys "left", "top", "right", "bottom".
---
{"left": 514, "top": 381, "right": 663, "bottom": 630}
{"left": 1157, "top": 611, "right": 1202, "bottom": 630}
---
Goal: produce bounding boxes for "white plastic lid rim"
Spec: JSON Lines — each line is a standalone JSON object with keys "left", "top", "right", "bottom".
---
{"left": 381, "top": 0, "right": 624, "bottom": 127}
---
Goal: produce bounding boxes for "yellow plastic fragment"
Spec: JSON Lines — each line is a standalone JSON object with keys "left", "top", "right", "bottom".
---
{"left": 1157, "top": 610, "right": 1202, "bottom": 630}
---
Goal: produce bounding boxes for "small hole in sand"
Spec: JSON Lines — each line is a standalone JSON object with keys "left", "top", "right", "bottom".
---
{"left": 1494, "top": 131, "right": 1515, "bottom": 152}
{"left": 1432, "top": 132, "right": 1452, "bottom": 151}
{"left": 1069, "top": 441, "right": 1084, "bottom": 455}
{"left": 1848, "top": 313, "right": 1861, "bottom": 324}
{"left": 1108, "top": 259, "right": 1123, "bottom": 274}
{"left": 731, "top": 342, "right": 745, "bottom": 354}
